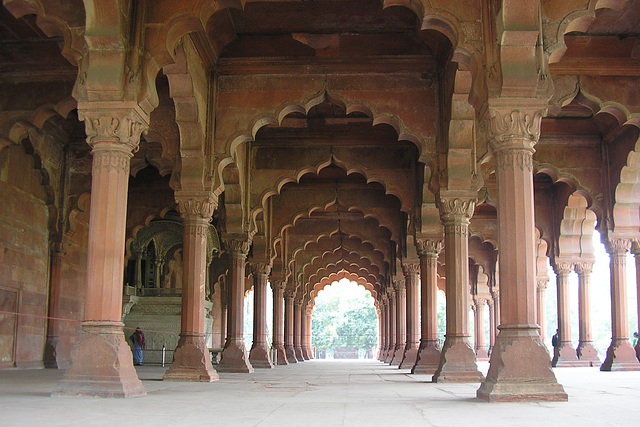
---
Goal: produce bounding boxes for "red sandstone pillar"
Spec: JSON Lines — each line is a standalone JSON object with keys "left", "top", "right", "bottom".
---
{"left": 384, "top": 288, "right": 396, "bottom": 363}
{"left": 164, "top": 193, "right": 219, "bottom": 381}
{"left": 536, "top": 278, "right": 548, "bottom": 343}
{"left": 634, "top": 243, "right": 640, "bottom": 359}
{"left": 284, "top": 291, "right": 298, "bottom": 363}
{"left": 400, "top": 262, "right": 420, "bottom": 368}
{"left": 272, "top": 281, "right": 288, "bottom": 365}
{"left": 574, "top": 261, "right": 600, "bottom": 366}
{"left": 379, "top": 296, "right": 388, "bottom": 361}
{"left": 601, "top": 238, "right": 640, "bottom": 370}
{"left": 488, "top": 296, "right": 496, "bottom": 354}
{"left": 294, "top": 298, "right": 305, "bottom": 361}
{"left": 477, "top": 107, "right": 566, "bottom": 401}
{"left": 249, "top": 263, "right": 274, "bottom": 369}
{"left": 491, "top": 288, "right": 500, "bottom": 343}
{"left": 304, "top": 305, "right": 313, "bottom": 359}
{"left": 217, "top": 238, "right": 254, "bottom": 373}
{"left": 391, "top": 278, "right": 407, "bottom": 366}
{"left": 412, "top": 240, "right": 442, "bottom": 374}
{"left": 433, "top": 196, "right": 483, "bottom": 383}
{"left": 56, "top": 108, "right": 148, "bottom": 397}
{"left": 552, "top": 261, "right": 584, "bottom": 367}
{"left": 474, "top": 298, "right": 489, "bottom": 360}
{"left": 44, "top": 243, "right": 65, "bottom": 369}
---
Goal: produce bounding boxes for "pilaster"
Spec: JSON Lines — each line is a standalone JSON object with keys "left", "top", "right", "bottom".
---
{"left": 217, "top": 237, "right": 254, "bottom": 373}
{"left": 164, "top": 192, "right": 218, "bottom": 381}
{"left": 433, "top": 196, "right": 483, "bottom": 383}
{"left": 379, "top": 295, "right": 388, "bottom": 361}
{"left": 477, "top": 105, "right": 566, "bottom": 401}
{"left": 473, "top": 298, "right": 489, "bottom": 360}
{"left": 294, "top": 298, "right": 305, "bottom": 361}
{"left": 535, "top": 278, "right": 548, "bottom": 343}
{"left": 601, "top": 238, "right": 640, "bottom": 371}
{"left": 249, "top": 262, "right": 274, "bottom": 369}
{"left": 56, "top": 107, "right": 148, "bottom": 398}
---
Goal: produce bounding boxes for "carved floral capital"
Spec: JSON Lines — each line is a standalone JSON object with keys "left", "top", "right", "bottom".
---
{"left": 252, "top": 262, "right": 272, "bottom": 278}
{"left": 438, "top": 196, "right": 476, "bottom": 223}
{"left": 487, "top": 107, "right": 545, "bottom": 152}
{"left": 176, "top": 191, "right": 217, "bottom": 220}
{"left": 606, "top": 238, "right": 631, "bottom": 256}
{"left": 224, "top": 238, "right": 251, "bottom": 259}
{"left": 402, "top": 262, "right": 420, "bottom": 276}
{"left": 573, "top": 261, "right": 594, "bottom": 275}
{"left": 416, "top": 239, "right": 443, "bottom": 256}
{"left": 79, "top": 107, "right": 149, "bottom": 152}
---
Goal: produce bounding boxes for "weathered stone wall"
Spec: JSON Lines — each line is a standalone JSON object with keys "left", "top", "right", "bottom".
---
{"left": 0, "top": 144, "right": 49, "bottom": 368}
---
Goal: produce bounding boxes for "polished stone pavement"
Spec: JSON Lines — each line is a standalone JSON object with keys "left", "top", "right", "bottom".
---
{"left": 1, "top": 359, "right": 638, "bottom": 426}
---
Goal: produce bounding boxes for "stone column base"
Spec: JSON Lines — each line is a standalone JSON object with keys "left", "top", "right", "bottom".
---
{"left": 412, "top": 340, "right": 441, "bottom": 375}
{"left": 399, "top": 346, "right": 419, "bottom": 369}
{"left": 601, "top": 339, "right": 640, "bottom": 371}
{"left": 390, "top": 344, "right": 404, "bottom": 365}
{"left": 302, "top": 348, "right": 311, "bottom": 360}
{"left": 477, "top": 327, "right": 567, "bottom": 402}
{"left": 217, "top": 339, "right": 254, "bottom": 373}
{"left": 475, "top": 348, "right": 489, "bottom": 361}
{"left": 432, "top": 337, "right": 484, "bottom": 383}
{"left": 274, "top": 344, "right": 289, "bottom": 365}
{"left": 577, "top": 342, "right": 601, "bottom": 367}
{"left": 54, "top": 322, "right": 146, "bottom": 398}
{"left": 164, "top": 334, "right": 219, "bottom": 382}
{"left": 553, "top": 343, "right": 590, "bottom": 367}
{"left": 249, "top": 343, "right": 274, "bottom": 369}
{"left": 384, "top": 347, "right": 395, "bottom": 363}
{"left": 285, "top": 345, "right": 298, "bottom": 363}
{"left": 294, "top": 346, "right": 305, "bottom": 361}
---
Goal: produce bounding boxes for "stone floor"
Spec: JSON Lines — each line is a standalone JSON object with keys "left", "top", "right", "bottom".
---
{"left": 1, "top": 360, "right": 638, "bottom": 426}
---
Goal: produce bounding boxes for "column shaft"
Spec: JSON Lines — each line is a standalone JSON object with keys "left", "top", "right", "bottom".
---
{"left": 601, "top": 239, "right": 640, "bottom": 370}
{"left": 575, "top": 262, "right": 600, "bottom": 366}
{"left": 44, "top": 244, "right": 65, "bottom": 369}
{"left": 384, "top": 290, "right": 396, "bottom": 363}
{"left": 249, "top": 263, "right": 273, "bottom": 368}
{"left": 535, "top": 279, "right": 548, "bottom": 343}
{"left": 413, "top": 244, "right": 442, "bottom": 374}
{"left": 400, "top": 263, "right": 420, "bottom": 368}
{"left": 390, "top": 280, "right": 406, "bottom": 365}
{"left": 478, "top": 108, "right": 566, "bottom": 401}
{"left": 294, "top": 300, "right": 305, "bottom": 361}
{"left": 217, "top": 239, "right": 254, "bottom": 373}
{"left": 57, "top": 111, "right": 148, "bottom": 397}
{"left": 433, "top": 197, "right": 483, "bottom": 383}
{"left": 165, "top": 197, "right": 218, "bottom": 381}
{"left": 272, "top": 282, "right": 288, "bottom": 365}
{"left": 552, "top": 262, "right": 583, "bottom": 367}
{"left": 474, "top": 299, "right": 489, "bottom": 360}
{"left": 284, "top": 293, "right": 298, "bottom": 363}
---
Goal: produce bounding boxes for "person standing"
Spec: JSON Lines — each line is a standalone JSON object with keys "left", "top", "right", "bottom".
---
{"left": 130, "top": 327, "right": 146, "bottom": 366}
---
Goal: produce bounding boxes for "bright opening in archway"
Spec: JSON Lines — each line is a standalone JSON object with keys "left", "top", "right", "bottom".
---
{"left": 312, "top": 278, "right": 378, "bottom": 359}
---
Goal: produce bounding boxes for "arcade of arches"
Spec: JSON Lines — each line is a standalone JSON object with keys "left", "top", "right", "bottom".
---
{"left": 2, "top": 0, "right": 640, "bottom": 402}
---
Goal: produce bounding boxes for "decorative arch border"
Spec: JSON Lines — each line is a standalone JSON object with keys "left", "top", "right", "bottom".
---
{"left": 309, "top": 270, "right": 380, "bottom": 308}
{"left": 545, "top": 0, "right": 630, "bottom": 64}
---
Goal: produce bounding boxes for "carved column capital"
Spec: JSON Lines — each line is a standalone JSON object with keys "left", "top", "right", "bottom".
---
{"left": 251, "top": 262, "right": 272, "bottom": 278}
{"left": 79, "top": 106, "right": 149, "bottom": 153}
{"left": 573, "top": 261, "right": 594, "bottom": 275}
{"left": 271, "top": 280, "right": 286, "bottom": 293}
{"left": 393, "top": 277, "right": 406, "bottom": 292}
{"left": 224, "top": 237, "right": 251, "bottom": 260}
{"left": 175, "top": 191, "right": 217, "bottom": 220}
{"left": 386, "top": 287, "right": 396, "bottom": 300}
{"left": 416, "top": 239, "right": 443, "bottom": 256}
{"left": 536, "top": 278, "right": 549, "bottom": 291}
{"left": 606, "top": 237, "right": 631, "bottom": 256}
{"left": 402, "top": 261, "right": 420, "bottom": 276}
{"left": 487, "top": 106, "right": 545, "bottom": 153}
{"left": 438, "top": 195, "right": 476, "bottom": 226}
{"left": 554, "top": 260, "right": 573, "bottom": 276}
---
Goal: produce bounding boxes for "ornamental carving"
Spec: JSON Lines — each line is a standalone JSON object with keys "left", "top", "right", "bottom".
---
{"left": 252, "top": 262, "right": 272, "bottom": 278}
{"left": 79, "top": 109, "right": 149, "bottom": 151}
{"left": 394, "top": 278, "right": 406, "bottom": 292}
{"left": 495, "top": 149, "right": 534, "bottom": 173}
{"left": 606, "top": 238, "right": 631, "bottom": 256}
{"left": 439, "top": 197, "right": 475, "bottom": 222}
{"left": 176, "top": 193, "right": 216, "bottom": 220}
{"left": 536, "top": 279, "right": 548, "bottom": 291}
{"left": 444, "top": 223, "right": 469, "bottom": 237}
{"left": 554, "top": 261, "right": 573, "bottom": 275}
{"left": 487, "top": 108, "right": 545, "bottom": 150}
{"left": 573, "top": 261, "right": 594, "bottom": 275}
{"left": 416, "top": 239, "right": 443, "bottom": 256}
{"left": 92, "top": 150, "right": 131, "bottom": 175}
{"left": 271, "top": 281, "right": 286, "bottom": 292}
{"left": 224, "top": 238, "right": 251, "bottom": 258}
{"left": 184, "top": 222, "right": 209, "bottom": 238}
{"left": 402, "top": 262, "right": 420, "bottom": 276}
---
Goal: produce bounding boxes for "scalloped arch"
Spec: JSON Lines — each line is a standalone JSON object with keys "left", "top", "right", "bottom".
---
{"left": 546, "top": 0, "right": 629, "bottom": 64}
{"left": 558, "top": 193, "right": 597, "bottom": 260}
